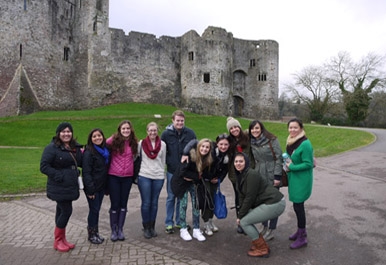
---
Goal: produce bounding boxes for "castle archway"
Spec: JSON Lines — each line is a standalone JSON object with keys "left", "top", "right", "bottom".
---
{"left": 233, "top": 96, "right": 244, "bottom": 117}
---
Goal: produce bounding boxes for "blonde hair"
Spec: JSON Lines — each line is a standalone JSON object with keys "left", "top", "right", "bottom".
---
{"left": 190, "top": 138, "right": 213, "bottom": 174}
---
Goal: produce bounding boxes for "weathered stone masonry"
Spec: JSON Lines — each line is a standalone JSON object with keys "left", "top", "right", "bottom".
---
{"left": 0, "top": 0, "right": 279, "bottom": 119}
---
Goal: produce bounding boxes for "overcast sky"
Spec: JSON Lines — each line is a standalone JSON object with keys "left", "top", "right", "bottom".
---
{"left": 109, "top": 0, "right": 386, "bottom": 91}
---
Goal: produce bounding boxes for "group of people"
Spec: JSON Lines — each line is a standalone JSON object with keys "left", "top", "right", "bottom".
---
{"left": 40, "top": 110, "right": 314, "bottom": 258}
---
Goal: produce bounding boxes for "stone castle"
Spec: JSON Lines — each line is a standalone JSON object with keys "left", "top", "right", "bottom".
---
{"left": 0, "top": 0, "right": 279, "bottom": 119}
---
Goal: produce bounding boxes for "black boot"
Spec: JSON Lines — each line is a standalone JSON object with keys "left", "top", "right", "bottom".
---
{"left": 150, "top": 221, "right": 157, "bottom": 238}
{"left": 95, "top": 226, "right": 104, "bottom": 243}
{"left": 109, "top": 209, "right": 119, "bottom": 242}
{"left": 143, "top": 223, "right": 152, "bottom": 239}
{"left": 88, "top": 227, "right": 103, "bottom": 244}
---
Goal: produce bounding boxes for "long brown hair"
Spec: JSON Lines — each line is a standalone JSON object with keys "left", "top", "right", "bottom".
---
{"left": 110, "top": 120, "right": 138, "bottom": 155}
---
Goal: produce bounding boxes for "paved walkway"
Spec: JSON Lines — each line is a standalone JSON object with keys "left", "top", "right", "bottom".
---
{"left": 1, "top": 128, "right": 386, "bottom": 265}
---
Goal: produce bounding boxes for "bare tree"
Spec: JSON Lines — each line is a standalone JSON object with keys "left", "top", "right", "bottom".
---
{"left": 284, "top": 65, "right": 338, "bottom": 122}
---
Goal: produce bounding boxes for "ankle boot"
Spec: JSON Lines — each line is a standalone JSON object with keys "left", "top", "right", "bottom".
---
{"left": 290, "top": 228, "right": 308, "bottom": 249}
{"left": 289, "top": 228, "right": 308, "bottom": 241}
{"left": 143, "top": 223, "right": 152, "bottom": 239}
{"left": 95, "top": 226, "right": 104, "bottom": 243}
{"left": 88, "top": 227, "right": 103, "bottom": 244}
{"left": 54, "top": 227, "right": 70, "bottom": 252}
{"left": 247, "top": 234, "right": 270, "bottom": 258}
{"left": 109, "top": 209, "right": 119, "bottom": 242}
{"left": 150, "top": 221, "right": 157, "bottom": 237}
{"left": 117, "top": 208, "right": 127, "bottom": 241}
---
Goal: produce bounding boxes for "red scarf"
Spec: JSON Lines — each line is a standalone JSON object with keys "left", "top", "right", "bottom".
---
{"left": 142, "top": 136, "right": 161, "bottom": 159}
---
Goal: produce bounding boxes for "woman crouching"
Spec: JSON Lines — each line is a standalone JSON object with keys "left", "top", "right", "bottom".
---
{"left": 234, "top": 152, "right": 286, "bottom": 257}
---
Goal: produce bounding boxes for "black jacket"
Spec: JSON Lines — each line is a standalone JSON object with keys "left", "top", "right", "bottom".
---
{"left": 40, "top": 140, "right": 83, "bottom": 202}
{"left": 82, "top": 148, "right": 109, "bottom": 196}
{"left": 161, "top": 124, "right": 196, "bottom": 174}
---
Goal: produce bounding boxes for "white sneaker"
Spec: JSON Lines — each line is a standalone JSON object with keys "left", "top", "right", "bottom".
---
{"left": 204, "top": 222, "right": 213, "bottom": 236}
{"left": 209, "top": 219, "right": 218, "bottom": 232}
{"left": 180, "top": 228, "right": 192, "bottom": 241}
{"left": 263, "top": 229, "right": 274, "bottom": 241}
{"left": 193, "top": 228, "right": 206, "bottom": 241}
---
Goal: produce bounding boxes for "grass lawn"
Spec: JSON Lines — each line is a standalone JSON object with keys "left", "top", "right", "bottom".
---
{"left": 0, "top": 103, "right": 374, "bottom": 195}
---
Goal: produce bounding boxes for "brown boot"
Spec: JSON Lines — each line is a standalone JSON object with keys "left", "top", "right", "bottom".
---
{"left": 247, "top": 235, "right": 270, "bottom": 258}
{"left": 250, "top": 234, "right": 271, "bottom": 253}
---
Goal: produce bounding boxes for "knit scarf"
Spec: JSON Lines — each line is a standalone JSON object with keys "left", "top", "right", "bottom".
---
{"left": 94, "top": 144, "right": 110, "bottom": 165}
{"left": 251, "top": 133, "right": 267, "bottom": 147}
{"left": 286, "top": 130, "right": 307, "bottom": 155}
{"left": 142, "top": 136, "right": 161, "bottom": 159}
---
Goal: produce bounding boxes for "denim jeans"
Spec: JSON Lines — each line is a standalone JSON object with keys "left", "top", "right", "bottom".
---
{"left": 109, "top": 175, "right": 133, "bottom": 211}
{"left": 138, "top": 175, "right": 164, "bottom": 224}
{"left": 85, "top": 189, "right": 105, "bottom": 228}
{"left": 165, "top": 171, "right": 180, "bottom": 227}
{"left": 240, "top": 199, "right": 286, "bottom": 240}
{"left": 179, "top": 183, "right": 200, "bottom": 229}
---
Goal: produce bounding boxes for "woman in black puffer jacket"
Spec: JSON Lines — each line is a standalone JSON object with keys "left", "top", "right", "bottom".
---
{"left": 82, "top": 128, "right": 110, "bottom": 244}
{"left": 40, "top": 122, "right": 83, "bottom": 252}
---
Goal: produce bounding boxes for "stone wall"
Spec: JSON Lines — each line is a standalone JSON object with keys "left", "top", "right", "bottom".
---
{"left": 0, "top": 0, "right": 279, "bottom": 119}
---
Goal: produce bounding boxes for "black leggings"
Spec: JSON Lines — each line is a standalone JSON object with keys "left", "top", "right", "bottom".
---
{"left": 55, "top": 201, "right": 73, "bottom": 228}
{"left": 293, "top": 202, "right": 306, "bottom": 229}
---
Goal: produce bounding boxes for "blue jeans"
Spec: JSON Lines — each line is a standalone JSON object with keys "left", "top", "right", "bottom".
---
{"left": 179, "top": 183, "right": 200, "bottom": 229}
{"left": 109, "top": 175, "right": 133, "bottom": 211}
{"left": 138, "top": 175, "right": 164, "bottom": 224}
{"left": 165, "top": 171, "right": 181, "bottom": 227}
{"left": 85, "top": 189, "right": 105, "bottom": 228}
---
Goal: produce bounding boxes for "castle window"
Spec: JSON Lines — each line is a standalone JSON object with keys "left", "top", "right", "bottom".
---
{"left": 203, "top": 73, "right": 210, "bottom": 83}
{"left": 96, "top": 0, "right": 102, "bottom": 11}
{"left": 20, "top": 44, "right": 22, "bottom": 59}
{"left": 63, "top": 47, "right": 70, "bottom": 61}
{"left": 250, "top": 59, "right": 255, "bottom": 67}
{"left": 93, "top": 21, "right": 97, "bottom": 32}
{"left": 188, "top": 51, "right": 194, "bottom": 61}
{"left": 258, "top": 74, "right": 267, "bottom": 81}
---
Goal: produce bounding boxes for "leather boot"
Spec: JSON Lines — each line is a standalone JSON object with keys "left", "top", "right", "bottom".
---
{"left": 247, "top": 234, "right": 270, "bottom": 258}
{"left": 117, "top": 208, "right": 127, "bottom": 241}
{"left": 143, "top": 223, "right": 152, "bottom": 239}
{"left": 95, "top": 226, "right": 104, "bottom": 243}
{"left": 109, "top": 209, "right": 119, "bottom": 242}
{"left": 88, "top": 227, "right": 103, "bottom": 244}
{"left": 150, "top": 221, "right": 157, "bottom": 237}
{"left": 61, "top": 227, "right": 75, "bottom": 249}
{"left": 54, "top": 227, "right": 70, "bottom": 252}
{"left": 289, "top": 228, "right": 307, "bottom": 241}
{"left": 290, "top": 228, "right": 308, "bottom": 249}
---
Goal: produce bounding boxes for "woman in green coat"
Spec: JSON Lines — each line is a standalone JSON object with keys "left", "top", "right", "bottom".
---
{"left": 285, "top": 118, "right": 314, "bottom": 249}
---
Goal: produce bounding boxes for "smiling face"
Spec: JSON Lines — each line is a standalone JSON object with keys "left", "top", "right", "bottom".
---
{"left": 59, "top": 127, "right": 72, "bottom": 145}
{"left": 229, "top": 126, "right": 241, "bottom": 138}
{"left": 172, "top": 115, "right": 185, "bottom": 131}
{"left": 147, "top": 124, "right": 158, "bottom": 140}
{"left": 234, "top": 154, "right": 246, "bottom": 172}
{"left": 250, "top": 123, "right": 262, "bottom": 138}
{"left": 91, "top": 130, "right": 104, "bottom": 146}
{"left": 199, "top": 141, "right": 211, "bottom": 156}
{"left": 288, "top": 121, "right": 302, "bottom": 138}
{"left": 217, "top": 138, "right": 230, "bottom": 153}
{"left": 120, "top": 122, "right": 131, "bottom": 138}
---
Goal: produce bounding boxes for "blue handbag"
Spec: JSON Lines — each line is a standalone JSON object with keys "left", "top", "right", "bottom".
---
{"left": 214, "top": 182, "right": 227, "bottom": 219}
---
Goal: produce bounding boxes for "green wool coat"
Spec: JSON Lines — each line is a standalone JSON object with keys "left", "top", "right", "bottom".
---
{"left": 287, "top": 139, "right": 314, "bottom": 203}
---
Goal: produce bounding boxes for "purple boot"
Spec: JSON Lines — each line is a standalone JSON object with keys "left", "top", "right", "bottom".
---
{"left": 289, "top": 228, "right": 307, "bottom": 241}
{"left": 290, "top": 228, "right": 308, "bottom": 249}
